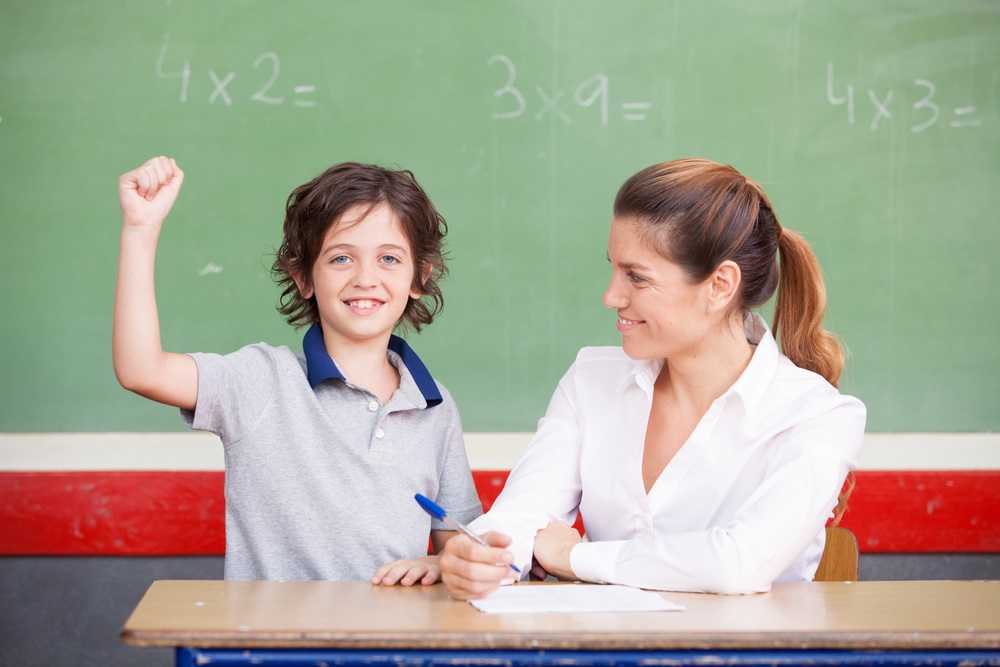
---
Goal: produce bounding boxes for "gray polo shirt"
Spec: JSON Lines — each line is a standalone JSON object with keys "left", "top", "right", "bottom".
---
{"left": 181, "top": 324, "right": 482, "bottom": 581}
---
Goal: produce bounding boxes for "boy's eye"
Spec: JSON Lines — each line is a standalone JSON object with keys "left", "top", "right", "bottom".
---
{"left": 330, "top": 255, "right": 350, "bottom": 265}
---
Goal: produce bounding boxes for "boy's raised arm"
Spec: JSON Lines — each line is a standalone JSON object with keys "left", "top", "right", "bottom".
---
{"left": 113, "top": 155, "right": 198, "bottom": 410}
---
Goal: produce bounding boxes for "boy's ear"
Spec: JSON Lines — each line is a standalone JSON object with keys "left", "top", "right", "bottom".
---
{"left": 291, "top": 270, "right": 314, "bottom": 300}
{"left": 410, "top": 263, "right": 434, "bottom": 300}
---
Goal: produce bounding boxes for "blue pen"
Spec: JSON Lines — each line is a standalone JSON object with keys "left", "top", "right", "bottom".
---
{"left": 414, "top": 493, "right": 521, "bottom": 574}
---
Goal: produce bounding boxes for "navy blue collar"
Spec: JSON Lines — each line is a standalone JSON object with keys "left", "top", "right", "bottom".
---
{"left": 302, "top": 323, "right": 442, "bottom": 407}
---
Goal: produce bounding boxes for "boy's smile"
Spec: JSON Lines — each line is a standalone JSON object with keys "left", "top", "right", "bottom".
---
{"left": 343, "top": 297, "right": 386, "bottom": 316}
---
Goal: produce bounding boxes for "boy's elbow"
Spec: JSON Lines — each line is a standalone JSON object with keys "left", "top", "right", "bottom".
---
{"left": 115, "top": 368, "right": 145, "bottom": 395}
{"left": 113, "top": 361, "right": 155, "bottom": 397}
{"left": 113, "top": 361, "right": 136, "bottom": 392}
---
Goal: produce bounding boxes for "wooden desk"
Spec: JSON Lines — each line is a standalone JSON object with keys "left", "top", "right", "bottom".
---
{"left": 122, "top": 580, "right": 1000, "bottom": 666}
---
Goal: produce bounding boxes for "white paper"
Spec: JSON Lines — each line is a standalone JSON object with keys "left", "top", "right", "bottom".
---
{"left": 469, "top": 584, "right": 685, "bottom": 614}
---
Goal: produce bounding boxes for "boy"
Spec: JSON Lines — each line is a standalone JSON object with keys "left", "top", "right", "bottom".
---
{"left": 113, "top": 156, "right": 481, "bottom": 581}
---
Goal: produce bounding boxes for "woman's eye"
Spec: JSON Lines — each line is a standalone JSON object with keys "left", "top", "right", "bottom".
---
{"left": 380, "top": 255, "right": 401, "bottom": 265}
{"left": 627, "top": 271, "right": 646, "bottom": 284}
{"left": 330, "top": 255, "right": 350, "bottom": 265}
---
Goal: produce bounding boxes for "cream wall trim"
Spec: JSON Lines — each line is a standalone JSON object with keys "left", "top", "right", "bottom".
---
{"left": 0, "top": 433, "right": 226, "bottom": 471}
{"left": 0, "top": 432, "right": 998, "bottom": 471}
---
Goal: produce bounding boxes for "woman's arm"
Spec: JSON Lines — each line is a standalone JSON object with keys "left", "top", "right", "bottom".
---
{"left": 439, "top": 366, "right": 586, "bottom": 599}
{"left": 466, "top": 377, "right": 585, "bottom": 570}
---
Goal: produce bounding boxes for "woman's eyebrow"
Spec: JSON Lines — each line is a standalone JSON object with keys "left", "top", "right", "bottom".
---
{"left": 619, "top": 261, "right": 651, "bottom": 270}
{"left": 609, "top": 256, "right": 652, "bottom": 271}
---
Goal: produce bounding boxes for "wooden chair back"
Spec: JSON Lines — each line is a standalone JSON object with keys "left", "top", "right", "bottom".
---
{"left": 814, "top": 526, "right": 859, "bottom": 582}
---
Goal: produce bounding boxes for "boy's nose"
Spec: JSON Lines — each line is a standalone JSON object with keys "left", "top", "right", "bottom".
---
{"left": 353, "top": 262, "right": 378, "bottom": 288}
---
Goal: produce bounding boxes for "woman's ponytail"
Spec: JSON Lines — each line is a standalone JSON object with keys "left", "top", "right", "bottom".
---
{"left": 773, "top": 228, "right": 845, "bottom": 387}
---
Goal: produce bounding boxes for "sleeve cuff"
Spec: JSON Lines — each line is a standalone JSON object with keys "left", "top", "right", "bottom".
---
{"left": 570, "top": 540, "right": 627, "bottom": 584}
{"left": 466, "top": 515, "right": 534, "bottom": 580}
{"left": 179, "top": 353, "right": 222, "bottom": 433}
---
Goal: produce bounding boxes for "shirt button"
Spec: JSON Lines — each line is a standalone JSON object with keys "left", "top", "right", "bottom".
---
{"left": 375, "top": 428, "right": 385, "bottom": 439}
{"left": 367, "top": 400, "right": 378, "bottom": 412}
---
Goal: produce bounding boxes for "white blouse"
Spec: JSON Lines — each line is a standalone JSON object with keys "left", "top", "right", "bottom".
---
{"left": 468, "top": 314, "right": 866, "bottom": 594}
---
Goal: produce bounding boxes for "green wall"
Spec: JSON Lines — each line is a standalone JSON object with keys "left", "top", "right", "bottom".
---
{"left": 1, "top": 1, "right": 998, "bottom": 432}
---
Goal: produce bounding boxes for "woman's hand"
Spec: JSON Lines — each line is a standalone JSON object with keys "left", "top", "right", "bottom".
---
{"left": 118, "top": 155, "right": 184, "bottom": 229}
{"left": 439, "top": 531, "right": 518, "bottom": 600}
{"left": 371, "top": 555, "right": 441, "bottom": 586}
{"left": 529, "top": 556, "right": 552, "bottom": 581}
{"left": 532, "top": 521, "right": 582, "bottom": 581}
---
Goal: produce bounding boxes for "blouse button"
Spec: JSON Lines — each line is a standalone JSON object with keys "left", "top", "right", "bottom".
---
{"left": 375, "top": 428, "right": 385, "bottom": 439}
{"left": 367, "top": 400, "right": 379, "bottom": 412}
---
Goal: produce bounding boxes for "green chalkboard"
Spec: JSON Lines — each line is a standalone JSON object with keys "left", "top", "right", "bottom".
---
{"left": 1, "top": 1, "right": 998, "bottom": 432}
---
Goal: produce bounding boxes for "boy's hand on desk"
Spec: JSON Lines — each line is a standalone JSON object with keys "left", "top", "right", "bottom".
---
{"left": 371, "top": 555, "right": 441, "bottom": 587}
{"left": 532, "top": 521, "right": 581, "bottom": 581}
{"left": 118, "top": 156, "right": 184, "bottom": 229}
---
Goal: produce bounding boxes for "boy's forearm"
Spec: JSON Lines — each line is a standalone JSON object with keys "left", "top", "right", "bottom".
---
{"left": 112, "top": 225, "right": 166, "bottom": 391}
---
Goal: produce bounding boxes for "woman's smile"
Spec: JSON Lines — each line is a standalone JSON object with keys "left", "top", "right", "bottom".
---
{"left": 616, "top": 314, "right": 645, "bottom": 332}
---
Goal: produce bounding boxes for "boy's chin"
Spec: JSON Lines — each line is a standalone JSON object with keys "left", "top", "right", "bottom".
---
{"left": 337, "top": 316, "right": 404, "bottom": 342}
{"left": 322, "top": 306, "right": 408, "bottom": 344}
{"left": 342, "top": 324, "right": 396, "bottom": 342}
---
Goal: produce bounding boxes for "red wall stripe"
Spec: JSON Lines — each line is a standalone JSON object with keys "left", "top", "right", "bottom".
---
{"left": 840, "top": 470, "right": 1000, "bottom": 552}
{"left": 0, "top": 472, "right": 225, "bottom": 555}
{"left": 0, "top": 470, "right": 997, "bottom": 555}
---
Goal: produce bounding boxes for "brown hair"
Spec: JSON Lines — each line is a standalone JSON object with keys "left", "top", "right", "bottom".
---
{"left": 613, "top": 158, "right": 844, "bottom": 386}
{"left": 272, "top": 162, "right": 448, "bottom": 332}
{"left": 615, "top": 158, "right": 854, "bottom": 521}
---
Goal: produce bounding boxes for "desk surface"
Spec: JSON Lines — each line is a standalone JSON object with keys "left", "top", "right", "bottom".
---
{"left": 121, "top": 580, "right": 1000, "bottom": 650}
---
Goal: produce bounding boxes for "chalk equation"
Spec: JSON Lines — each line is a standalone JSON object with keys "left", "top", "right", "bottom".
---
{"left": 489, "top": 55, "right": 653, "bottom": 126}
{"left": 156, "top": 34, "right": 318, "bottom": 108}
{"left": 826, "top": 63, "right": 983, "bottom": 132}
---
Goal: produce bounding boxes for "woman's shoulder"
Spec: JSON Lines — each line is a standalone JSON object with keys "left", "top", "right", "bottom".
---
{"left": 759, "top": 355, "right": 867, "bottom": 457}
{"left": 559, "top": 346, "right": 647, "bottom": 390}
{"left": 771, "top": 355, "right": 865, "bottom": 413}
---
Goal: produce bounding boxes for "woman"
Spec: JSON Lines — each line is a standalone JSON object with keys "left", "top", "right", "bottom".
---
{"left": 403, "top": 158, "right": 864, "bottom": 596}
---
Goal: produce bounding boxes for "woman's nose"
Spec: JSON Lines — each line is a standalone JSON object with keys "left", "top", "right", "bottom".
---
{"left": 603, "top": 278, "right": 626, "bottom": 310}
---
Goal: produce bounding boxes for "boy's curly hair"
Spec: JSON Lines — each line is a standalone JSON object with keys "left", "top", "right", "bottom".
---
{"left": 272, "top": 162, "right": 448, "bottom": 332}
